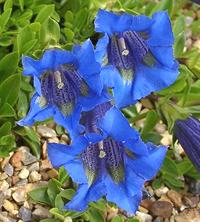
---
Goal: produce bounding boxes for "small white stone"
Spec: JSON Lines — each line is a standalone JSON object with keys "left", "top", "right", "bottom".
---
{"left": 0, "top": 180, "right": 9, "bottom": 192}
{"left": 136, "top": 211, "right": 153, "bottom": 222}
{"left": 155, "top": 186, "right": 169, "bottom": 197}
{"left": 18, "top": 168, "right": 29, "bottom": 179}
{"left": 29, "top": 171, "right": 41, "bottom": 182}
{"left": 37, "top": 125, "right": 57, "bottom": 138}
{"left": 3, "top": 200, "right": 15, "bottom": 213}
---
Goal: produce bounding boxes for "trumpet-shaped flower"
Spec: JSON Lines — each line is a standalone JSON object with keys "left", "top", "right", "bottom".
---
{"left": 48, "top": 135, "right": 166, "bottom": 213}
{"left": 17, "top": 40, "right": 109, "bottom": 138}
{"left": 95, "top": 9, "right": 179, "bottom": 108}
{"left": 174, "top": 116, "right": 200, "bottom": 171}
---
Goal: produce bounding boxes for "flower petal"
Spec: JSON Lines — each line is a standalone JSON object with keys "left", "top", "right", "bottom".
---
{"left": 147, "top": 11, "right": 174, "bottom": 47}
{"left": 95, "top": 34, "right": 109, "bottom": 63}
{"left": 128, "top": 143, "right": 167, "bottom": 180}
{"left": 132, "top": 62, "right": 179, "bottom": 101}
{"left": 17, "top": 93, "right": 54, "bottom": 126}
{"left": 99, "top": 106, "right": 139, "bottom": 141}
{"left": 65, "top": 180, "right": 105, "bottom": 211}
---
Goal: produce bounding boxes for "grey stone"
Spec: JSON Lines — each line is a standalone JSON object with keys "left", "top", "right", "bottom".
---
{"left": 32, "top": 206, "right": 52, "bottom": 220}
{"left": 37, "top": 125, "right": 57, "bottom": 138}
{"left": 19, "top": 206, "right": 32, "bottom": 222}
{"left": 21, "top": 151, "right": 37, "bottom": 166}
{"left": 27, "top": 162, "right": 39, "bottom": 172}
{"left": 4, "top": 163, "right": 14, "bottom": 176}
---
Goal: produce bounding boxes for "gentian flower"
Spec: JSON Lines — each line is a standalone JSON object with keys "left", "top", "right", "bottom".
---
{"left": 17, "top": 40, "right": 109, "bottom": 138}
{"left": 48, "top": 136, "right": 166, "bottom": 213}
{"left": 174, "top": 116, "right": 200, "bottom": 171}
{"left": 48, "top": 102, "right": 166, "bottom": 213}
{"left": 95, "top": 9, "right": 179, "bottom": 108}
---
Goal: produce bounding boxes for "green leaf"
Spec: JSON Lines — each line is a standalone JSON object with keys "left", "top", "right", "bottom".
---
{"left": 60, "top": 189, "right": 75, "bottom": 200}
{"left": 55, "top": 194, "right": 64, "bottom": 209}
{"left": 141, "top": 110, "right": 159, "bottom": 136}
{"left": 161, "top": 156, "right": 179, "bottom": 176}
{"left": 40, "top": 219, "right": 60, "bottom": 222}
{"left": 152, "top": 177, "right": 163, "bottom": 190}
{"left": 163, "top": 173, "right": 184, "bottom": 188}
{"left": 0, "top": 122, "right": 11, "bottom": 136}
{"left": 0, "top": 74, "right": 21, "bottom": 106}
{"left": 0, "top": 134, "right": 15, "bottom": 146}
{"left": 74, "top": 8, "right": 88, "bottom": 31}
{"left": 111, "top": 215, "right": 124, "bottom": 222}
{"left": 4, "top": 0, "right": 13, "bottom": 11}
{"left": 29, "top": 186, "right": 51, "bottom": 205}
{"left": 0, "top": 8, "right": 12, "bottom": 30}
{"left": 58, "top": 166, "right": 68, "bottom": 184}
{"left": 87, "top": 209, "right": 105, "bottom": 222}
{"left": 0, "top": 103, "right": 15, "bottom": 118}
{"left": 49, "top": 208, "right": 65, "bottom": 221}
{"left": 35, "top": 4, "right": 55, "bottom": 23}
{"left": 17, "top": 91, "right": 28, "bottom": 118}
{"left": 47, "top": 179, "right": 61, "bottom": 206}
{"left": 19, "top": 0, "right": 24, "bottom": 11}
{"left": 0, "top": 52, "right": 19, "bottom": 82}
{"left": 177, "top": 159, "right": 193, "bottom": 175}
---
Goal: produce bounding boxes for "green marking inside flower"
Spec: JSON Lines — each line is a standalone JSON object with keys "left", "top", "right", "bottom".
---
{"left": 143, "top": 52, "right": 156, "bottom": 67}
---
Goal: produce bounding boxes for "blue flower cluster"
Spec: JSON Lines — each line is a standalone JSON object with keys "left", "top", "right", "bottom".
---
{"left": 18, "top": 10, "right": 179, "bottom": 213}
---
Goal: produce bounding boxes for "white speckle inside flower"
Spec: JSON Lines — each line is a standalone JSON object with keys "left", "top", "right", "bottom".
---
{"left": 99, "top": 150, "right": 106, "bottom": 158}
{"left": 122, "top": 49, "right": 129, "bottom": 56}
{"left": 54, "top": 70, "right": 64, "bottom": 89}
{"left": 37, "top": 96, "right": 47, "bottom": 107}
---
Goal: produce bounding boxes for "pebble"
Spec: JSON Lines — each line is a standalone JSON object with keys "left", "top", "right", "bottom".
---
{"left": 27, "top": 162, "right": 39, "bottom": 172}
{"left": 21, "top": 150, "right": 37, "bottom": 166}
{"left": 153, "top": 217, "right": 164, "bottom": 222}
{"left": 155, "top": 187, "right": 169, "bottom": 197}
{"left": 0, "top": 180, "right": 9, "bottom": 192}
{"left": 187, "top": 178, "right": 200, "bottom": 195}
{"left": 0, "top": 172, "right": 8, "bottom": 180}
{"left": 60, "top": 134, "right": 70, "bottom": 144}
{"left": 16, "top": 179, "right": 28, "bottom": 186}
{"left": 18, "top": 168, "right": 29, "bottom": 179}
{"left": 3, "top": 200, "right": 15, "bottom": 214}
{"left": 175, "top": 208, "right": 200, "bottom": 222}
{"left": 32, "top": 206, "right": 52, "bottom": 220}
{"left": 4, "top": 163, "right": 14, "bottom": 176}
{"left": 40, "top": 159, "right": 52, "bottom": 171}
{"left": 37, "top": 125, "right": 57, "bottom": 138}
{"left": 136, "top": 211, "right": 153, "bottom": 222}
{"left": 12, "top": 189, "right": 26, "bottom": 204}
{"left": 10, "top": 150, "right": 23, "bottom": 168}
{"left": 42, "top": 141, "right": 48, "bottom": 159}
{"left": 18, "top": 206, "right": 32, "bottom": 222}
{"left": 150, "top": 201, "right": 173, "bottom": 218}
{"left": 183, "top": 195, "right": 199, "bottom": 208}
{"left": 141, "top": 200, "right": 153, "bottom": 210}
{"left": 167, "top": 190, "right": 182, "bottom": 208}
{"left": 29, "top": 171, "right": 41, "bottom": 182}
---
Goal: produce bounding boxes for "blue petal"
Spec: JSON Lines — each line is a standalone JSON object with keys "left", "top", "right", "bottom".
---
{"left": 128, "top": 143, "right": 167, "bottom": 180}
{"left": 65, "top": 180, "right": 105, "bottom": 211}
{"left": 147, "top": 11, "right": 174, "bottom": 47}
{"left": 48, "top": 136, "right": 89, "bottom": 168}
{"left": 17, "top": 93, "right": 54, "bottom": 126}
{"left": 95, "top": 9, "right": 152, "bottom": 35}
{"left": 33, "top": 76, "right": 42, "bottom": 95}
{"left": 48, "top": 143, "right": 74, "bottom": 167}
{"left": 22, "top": 49, "right": 76, "bottom": 77}
{"left": 100, "top": 66, "right": 137, "bottom": 108}
{"left": 105, "top": 175, "right": 142, "bottom": 213}
{"left": 132, "top": 62, "right": 179, "bottom": 101}
{"left": 95, "top": 34, "right": 109, "bottom": 63}
{"left": 53, "top": 106, "right": 83, "bottom": 139}
{"left": 125, "top": 137, "right": 149, "bottom": 156}
{"left": 149, "top": 46, "right": 175, "bottom": 68}
{"left": 64, "top": 159, "right": 88, "bottom": 184}
{"left": 22, "top": 56, "right": 42, "bottom": 77}
{"left": 99, "top": 106, "right": 140, "bottom": 141}
{"left": 79, "top": 89, "right": 111, "bottom": 112}
{"left": 75, "top": 40, "right": 102, "bottom": 95}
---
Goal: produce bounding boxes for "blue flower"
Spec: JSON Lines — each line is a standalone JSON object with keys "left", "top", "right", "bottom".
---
{"left": 79, "top": 101, "right": 147, "bottom": 146}
{"left": 174, "top": 116, "right": 200, "bottom": 171}
{"left": 48, "top": 132, "right": 166, "bottom": 213}
{"left": 17, "top": 40, "right": 109, "bottom": 138}
{"left": 95, "top": 9, "right": 179, "bottom": 108}
{"left": 191, "top": 0, "right": 200, "bottom": 4}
